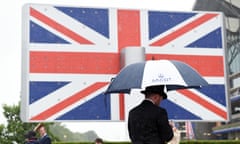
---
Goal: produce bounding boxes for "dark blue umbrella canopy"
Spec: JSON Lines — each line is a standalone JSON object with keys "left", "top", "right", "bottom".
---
{"left": 107, "top": 62, "right": 145, "bottom": 93}
{"left": 105, "top": 60, "right": 208, "bottom": 94}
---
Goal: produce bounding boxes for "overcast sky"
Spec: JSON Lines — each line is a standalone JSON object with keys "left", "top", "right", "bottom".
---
{"left": 0, "top": 0, "right": 195, "bottom": 141}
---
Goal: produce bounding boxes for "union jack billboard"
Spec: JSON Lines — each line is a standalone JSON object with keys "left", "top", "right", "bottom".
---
{"left": 21, "top": 4, "right": 228, "bottom": 122}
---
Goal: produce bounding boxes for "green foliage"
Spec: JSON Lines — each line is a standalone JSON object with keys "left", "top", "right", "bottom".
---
{"left": 180, "top": 140, "right": 240, "bottom": 143}
{"left": 2, "top": 103, "right": 32, "bottom": 143}
{"left": 49, "top": 141, "right": 240, "bottom": 144}
{"left": 0, "top": 103, "right": 57, "bottom": 144}
{"left": 0, "top": 124, "right": 8, "bottom": 144}
{"left": 0, "top": 102, "right": 99, "bottom": 143}
{"left": 52, "top": 143, "right": 130, "bottom": 144}
{"left": 50, "top": 123, "right": 98, "bottom": 142}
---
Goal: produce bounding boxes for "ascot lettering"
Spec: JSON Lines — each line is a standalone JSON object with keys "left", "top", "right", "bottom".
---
{"left": 152, "top": 73, "right": 171, "bottom": 83}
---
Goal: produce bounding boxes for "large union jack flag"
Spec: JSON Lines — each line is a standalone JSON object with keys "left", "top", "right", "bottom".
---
{"left": 21, "top": 4, "right": 228, "bottom": 122}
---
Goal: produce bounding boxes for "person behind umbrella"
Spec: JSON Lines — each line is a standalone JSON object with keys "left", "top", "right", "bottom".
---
{"left": 128, "top": 85, "right": 173, "bottom": 144}
{"left": 24, "top": 130, "right": 39, "bottom": 144}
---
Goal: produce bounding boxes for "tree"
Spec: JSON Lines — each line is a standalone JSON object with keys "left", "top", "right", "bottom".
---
{"left": 0, "top": 103, "right": 58, "bottom": 143}
{"left": 50, "top": 123, "right": 99, "bottom": 142}
{"left": 1, "top": 102, "right": 99, "bottom": 143}
{"left": 2, "top": 103, "right": 29, "bottom": 143}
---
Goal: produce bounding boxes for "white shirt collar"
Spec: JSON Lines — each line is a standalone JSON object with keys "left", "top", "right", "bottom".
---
{"left": 145, "top": 98, "right": 154, "bottom": 104}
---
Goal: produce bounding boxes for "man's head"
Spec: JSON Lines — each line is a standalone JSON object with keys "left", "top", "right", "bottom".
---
{"left": 38, "top": 125, "right": 46, "bottom": 137}
{"left": 141, "top": 85, "right": 167, "bottom": 99}
{"left": 141, "top": 85, "right": 167, "bottom": 105}
{"left": 35, "top": 123, "right": 47, "bottom": 137}
{"left": 95, "top": 138, "right": 103, "bottom": 144}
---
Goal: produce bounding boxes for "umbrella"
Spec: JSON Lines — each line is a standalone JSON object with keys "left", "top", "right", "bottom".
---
{"left": 105, "top": 59, "right": 208, "bottom": 94}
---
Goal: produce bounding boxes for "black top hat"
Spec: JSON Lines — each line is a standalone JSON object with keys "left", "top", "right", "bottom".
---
{"left": 24, "top": 131, "right": 36, "bottom": 139}
{"left": 141, "top": 85, "right": 167, "bottom": 99}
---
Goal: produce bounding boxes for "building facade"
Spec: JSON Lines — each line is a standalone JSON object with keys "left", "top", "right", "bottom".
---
{"left": 193, "top": 0, "right": 240, "bottom": 140}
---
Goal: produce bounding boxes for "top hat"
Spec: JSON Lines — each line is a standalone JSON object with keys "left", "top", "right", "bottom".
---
{"left": 141, "top": 85, "right": 167, "bottom": 99}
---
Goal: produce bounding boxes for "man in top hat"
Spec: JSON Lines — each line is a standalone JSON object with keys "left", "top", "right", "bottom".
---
{"left": 128, "top": 85, "right": 173, "bottom": 144}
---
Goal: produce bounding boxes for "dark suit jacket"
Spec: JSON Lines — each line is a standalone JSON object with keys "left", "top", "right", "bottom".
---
{"left": 128, "top": 100, "right": 173, "bottom": 144}
{"left": 39, "top": 135, "right": 51, "bottom": 144}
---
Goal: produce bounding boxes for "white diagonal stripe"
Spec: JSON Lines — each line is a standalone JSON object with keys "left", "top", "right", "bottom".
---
{"left": 29, "top": 74, "right": 114, "bottom": 119}
{"left": 149, "top": 12, "right": 222, "bottom": 48}
{"left": 31, "top": 5, "right": 110, "bottom": 46}
{"left": 167, "top": 90, "right": 226, "bottom": 121}
{"left": 46, "top": 85, "right": 109, "bottom": 121}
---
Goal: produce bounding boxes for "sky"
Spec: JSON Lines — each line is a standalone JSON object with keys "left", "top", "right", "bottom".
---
{"left": 0, "top": 0, "right": 195, "bottom": 141}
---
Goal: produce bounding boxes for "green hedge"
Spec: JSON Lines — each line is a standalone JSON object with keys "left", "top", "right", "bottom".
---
{"left": 180, "top": 140, "right": 240, "bottom": 144}
{"left": 53, "top": 140, "right": 240, "bottom": 144}
{"left": 52, "top": 143, "right": 128, "bottom": 144}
